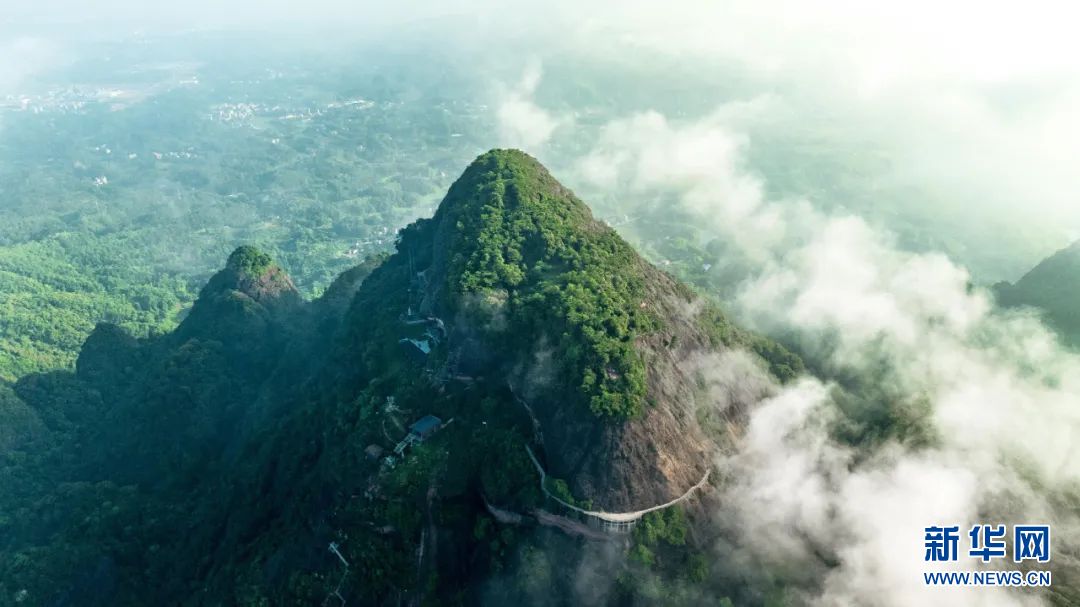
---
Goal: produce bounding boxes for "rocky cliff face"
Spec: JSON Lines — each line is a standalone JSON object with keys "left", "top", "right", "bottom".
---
{"left": 349, "top": 149, "right": 794, "bottom": 511}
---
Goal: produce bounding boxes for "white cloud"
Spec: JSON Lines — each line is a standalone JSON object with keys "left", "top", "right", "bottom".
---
{"left": 495, "top": 61, "right": 567, "bottom": 150}
{"left": 0, "top": 37, "right": 61, "bottom": 93}
{"left": 577, "top": 108, "right": 799, "bottom": 264}
{"left": 540, "top": 0, "right": 1080, "bottom": 277}
{"left": 0, "top": 36, "right": 64, "bottom": 137}
{"left": 566, "top": 105, "right": 1080, "bottom": 605}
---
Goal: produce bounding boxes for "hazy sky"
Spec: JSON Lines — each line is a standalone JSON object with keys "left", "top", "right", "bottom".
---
{"left": 487, "top": 1, "right": 1080, "bottom": 277}
{"left": 9, "top": 0, "right": 1075, "bottom": 80}
{"left": 4, "top": 1, "right": 1080, "bottom": 272}
{"left": 0, "top": 0, "right": 509, "bottom": 31}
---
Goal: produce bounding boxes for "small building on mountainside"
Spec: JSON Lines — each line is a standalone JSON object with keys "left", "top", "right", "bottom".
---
{"left": 408, "top": 415, "right": 442, "bottom": 442}
{"left": 399, "top": 337, "right": 432, "bottom": 362}
{"left": 393, "top": 415, "right": 445, "bottom": 457}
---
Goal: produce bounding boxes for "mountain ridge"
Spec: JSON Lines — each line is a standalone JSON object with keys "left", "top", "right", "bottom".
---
{"left": 995, "top": 239, "right": 1080, "bottom": 346}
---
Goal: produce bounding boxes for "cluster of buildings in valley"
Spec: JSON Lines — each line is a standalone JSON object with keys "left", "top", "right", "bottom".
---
{"left": 1, "top": 75, "right": 200, "bottom": 115}
{"left": 0, "top": 87, "right": 121, "bottom": 114}
{"left": 343, "top": 226, "right": 393, "bottom": 259}
{"left": 208, "top": 97, "right": 376, "bottom": 125}
{"left": 76, "top": 144, "right": 198, "bottom": 187}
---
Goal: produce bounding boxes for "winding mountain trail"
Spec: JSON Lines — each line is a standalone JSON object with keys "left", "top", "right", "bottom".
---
{"left": 524, "top": 446, "right": 711, "bottom": 523}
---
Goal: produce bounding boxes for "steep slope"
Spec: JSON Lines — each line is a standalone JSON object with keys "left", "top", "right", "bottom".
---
{"left": 172, "top": 245, "right": 303, "bottom": 356}
{"left": 996, "top": 240, "right": 1080, "bottom": 346}
{"left": 1, "top": 247, "right": 377, "bottom": 606}
{"left": 345, "top": 149, "right": 800, "bottom": 511}
{"left": 0, "top": 150, "right": 799, "bottom": 606}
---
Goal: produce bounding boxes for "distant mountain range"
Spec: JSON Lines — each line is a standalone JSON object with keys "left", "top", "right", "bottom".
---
{"left": 995, "top": 240, "right": 1080, "bottom": 346}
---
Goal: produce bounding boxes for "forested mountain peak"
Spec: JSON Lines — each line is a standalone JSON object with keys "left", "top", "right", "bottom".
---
{"left": 422, "top": 149, "right": 658, "bottom": 418}
{"left": 343, "top": 149, "right": 800, "bottom": 511}
{"left": 435, "top": 149, "right": 589, "bottom": 231}
{"left": 216, "top": 245, "right": 301, "bottom": 304}
{"left": 169, "top": 246, "right": 303, "bottom": 362}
